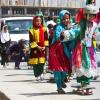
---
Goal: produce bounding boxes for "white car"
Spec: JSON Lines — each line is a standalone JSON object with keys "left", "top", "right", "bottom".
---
{"left": 0, "top": 17, "right": 33, "bottom": 42}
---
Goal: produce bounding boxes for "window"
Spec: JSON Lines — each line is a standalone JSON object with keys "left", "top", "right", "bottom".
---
{"left": 6, "top": 20, "right": 32, "bottom": 33}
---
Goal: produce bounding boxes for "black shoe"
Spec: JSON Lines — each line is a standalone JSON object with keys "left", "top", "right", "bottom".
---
{"left": 57, "top": 88, "right": 66, "bottom": 94}
{"left": 61, "top": 82, "right": 67, "bottom": 88}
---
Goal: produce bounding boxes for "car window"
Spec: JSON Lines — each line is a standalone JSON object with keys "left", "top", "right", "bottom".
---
{"left": 6, "top": 20, "right": 32, "bottom": 34}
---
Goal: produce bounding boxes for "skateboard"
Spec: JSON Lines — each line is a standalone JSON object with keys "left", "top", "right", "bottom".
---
{"left": 71, "top": 84, "right": 95, "bottom": 95}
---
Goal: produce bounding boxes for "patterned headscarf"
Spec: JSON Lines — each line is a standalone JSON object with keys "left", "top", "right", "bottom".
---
{"left": 59, "top": 10, "right": 70, "bottom": 20}
{"left": 33, "top": 12, "right": 46, "bottom": 28}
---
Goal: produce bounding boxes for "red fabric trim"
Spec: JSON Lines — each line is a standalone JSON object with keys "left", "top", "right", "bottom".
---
{"left": 39, "top": 27, "right": 44, "bottom": 46}
{"left": 48, "top": 41, "right": 71, "bottom": 73}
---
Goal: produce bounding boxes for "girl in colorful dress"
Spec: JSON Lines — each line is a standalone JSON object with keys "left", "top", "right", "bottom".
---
{"left": 49, "top": 10, "right": 81, "bottom": 94}
{"left": 28, "top": 13, "right": 49, "bottom": 80}
{"left": 72, "top": 5, "right": 99, "bottom": 87}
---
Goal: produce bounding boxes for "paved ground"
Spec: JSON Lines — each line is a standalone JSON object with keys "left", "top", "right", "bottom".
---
{"left": 0, "top": 62, "right": 100, "bottom": 100}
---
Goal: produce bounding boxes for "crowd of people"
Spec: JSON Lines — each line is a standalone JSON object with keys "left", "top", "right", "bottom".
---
{"left": 0, "top": 0, "right": 100, "bottom": 94}
{"left": 0, "top": 22, "right": 27, "bottom": 69}
{"left": 28, "top": 4, "right": 100, "bottom": 94}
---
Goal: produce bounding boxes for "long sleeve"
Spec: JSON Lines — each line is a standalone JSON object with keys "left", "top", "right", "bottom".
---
{"left": 52, "top": 25, "right": 63, "bottom": 44}
{"left": 69, "top": 24, "right": 81, "bottom": 39}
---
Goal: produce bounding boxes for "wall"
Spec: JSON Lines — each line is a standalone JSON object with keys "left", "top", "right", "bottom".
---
{"left": 0, "top": 0, "right": 86, "bottom": 8}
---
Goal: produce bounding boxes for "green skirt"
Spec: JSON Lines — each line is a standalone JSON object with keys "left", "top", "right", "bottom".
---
{"left": 77, "top": 75, "right": 92, "bottom": 84}
{"left": 33, "top": 64, "right": 44, "bottom": 77}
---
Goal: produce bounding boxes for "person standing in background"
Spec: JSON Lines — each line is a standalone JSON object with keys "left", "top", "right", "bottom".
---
{"left": 0, "top": 24, "right": 11, "bottom": 67}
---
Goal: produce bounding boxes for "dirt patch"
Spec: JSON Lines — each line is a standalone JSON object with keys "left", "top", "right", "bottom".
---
{"left": 0, "top": 91, "right": 10, "bottom": 100}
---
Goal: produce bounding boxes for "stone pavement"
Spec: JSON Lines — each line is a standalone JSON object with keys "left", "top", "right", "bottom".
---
{"left": 0, "top": 62, "right": 100, "bottom": 100}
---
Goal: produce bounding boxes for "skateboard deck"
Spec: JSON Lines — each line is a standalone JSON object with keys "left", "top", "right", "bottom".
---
{"left": 71, "top": 84, "right": 95, "bottom": 95}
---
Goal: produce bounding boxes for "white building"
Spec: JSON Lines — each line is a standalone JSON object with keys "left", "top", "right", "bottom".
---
{"left": 0, "top": 0, "right": 87, "bottom": 18}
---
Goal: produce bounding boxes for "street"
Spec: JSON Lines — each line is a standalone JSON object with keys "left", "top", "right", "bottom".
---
{"left": 0, "top": 52, "right": 100, "bottom": 100}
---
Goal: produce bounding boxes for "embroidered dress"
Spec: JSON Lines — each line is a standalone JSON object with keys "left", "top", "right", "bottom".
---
{"left": 48, "top": 23, "right": 72, "bottom": 73}
{"left": 48, "top": 10, "right": 81, "bottom": 92}
{"left": 72, "top": 21, "right": 99, "bottom": 84}
{"left": 48, "top": 10, "right": 73, "bottom": 91}
{"left": 29, "top": 27, "right": 48, "bottom": 65}
{"left": 28, "top": 15, "right": 48, "bottom": 77}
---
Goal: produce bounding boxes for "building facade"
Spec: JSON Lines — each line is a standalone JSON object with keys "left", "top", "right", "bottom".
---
{"left": 0, "top": 0, "right": 87, "bottom": 18}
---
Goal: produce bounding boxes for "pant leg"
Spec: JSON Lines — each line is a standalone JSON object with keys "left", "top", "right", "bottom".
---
{"left": 15, "top": 55, "right": 20, "bottom": 68}
{"left": 1, "top": 47, "right": 7, "bottom": 66}
{"left": 1, "top": 53, "right": 6, "bottom": 66}
{"left": 61, "top": 72, "right": 67, "bottom": 82}
{"left": 54, "top": 71, "right": 62, "bottom": 89}
{"left": 20, "top": 50, "right": 27, "bottom": 61}
{"left": 33, "top": 64, "right": 44, "bottom": 77}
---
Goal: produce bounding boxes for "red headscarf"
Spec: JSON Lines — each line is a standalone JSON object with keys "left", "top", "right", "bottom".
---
{"left": 33, "top": 16, "right": 43, "bottom": 28}
{"left": 33, "top": 16, "right": 44, "bottom": 46}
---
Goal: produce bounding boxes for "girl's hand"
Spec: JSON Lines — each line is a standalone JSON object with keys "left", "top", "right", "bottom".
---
{"left": 41, "top": 47, "right": 45, "bottom": 51}
{"left": 37, "top": 46, "right": 45, "bottom": 51}
{"left": 37, "top": 45, "right": 42, "bottom": 51}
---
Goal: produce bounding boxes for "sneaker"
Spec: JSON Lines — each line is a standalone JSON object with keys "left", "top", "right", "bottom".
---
{"left": 61, "top": 82, "right": 67, "bottom": 88}
{"left": 40, "top": 74, "right": 44, "bottom": 81}
{"left": 35, "top": 77, "right": 40, "bottom": 81}
{"left": 57, "top": 88, "right": 66, "bottom": 94}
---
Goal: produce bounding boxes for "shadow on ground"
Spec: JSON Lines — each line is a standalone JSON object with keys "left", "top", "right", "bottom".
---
{"left": 19, "top": 92, "right": 66, "bottom": 97}
{"left": 5, "top": 73, "right": 33, "bottom": 76}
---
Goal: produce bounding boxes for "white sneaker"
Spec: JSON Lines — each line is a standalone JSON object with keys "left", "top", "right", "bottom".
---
{"left": 35, "top": 77, "right": 40, "bottom": 81}
{"left": 40, "top": 74, "right": 44, "bottom": 81}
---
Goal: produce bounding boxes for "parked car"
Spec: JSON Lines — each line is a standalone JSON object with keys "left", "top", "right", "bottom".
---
{"left": 0, "top": 17, "right": 33, "bottom": 62}
{"left": 0, "top": 17, "right": 33, "bottom": 42}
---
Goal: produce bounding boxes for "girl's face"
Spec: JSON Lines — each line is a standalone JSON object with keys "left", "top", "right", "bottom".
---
{"left": 62, "top": 14, "right": 70, "bottom": 26}
{"left": 35, "top": 17, "right": 42, "bottom": 27}
{"left": 4, "top": 26, "right": 8, "bottom": 32}
{"left": 87, "top": 14, "right": 96, "bottom": 22}
{"left": 91, "top": 0, "right": 95, "bottom": 5}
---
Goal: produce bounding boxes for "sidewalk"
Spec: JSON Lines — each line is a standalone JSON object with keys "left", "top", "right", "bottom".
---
{"left": 0, "top": 62, "right": 100, "bottom": 100}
